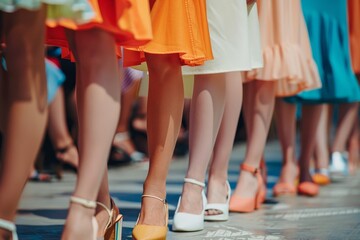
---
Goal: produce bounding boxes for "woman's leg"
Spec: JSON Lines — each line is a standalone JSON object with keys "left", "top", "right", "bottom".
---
{"left": 61, "top": 28, "right": 120, "bottom": 239}
{"left": 137, "top": 53, "right": 183, "bottom": 226}
{"left": 0, "top": 8, "right": 47, "bottom": 238}
{"left": 232, "top": 80, "right": 275, "bottom": 197}
{"left": 48, "top": 87, "right": 78, "bottom": 167}
{"left": 348, "top": 110, "right": 359, "bottom": 172}
{"left": 206, "top": 72, "right": 243, "bottom": 216}
{"left": 298, "top": 104, "right": 324, "bottom": 183}
{"left": 274, "top": 99, "right": 298, "bottom": 184}
{"left": 332, "top": 103, "right": 359, "bottom": 152}
{"left": 177, "top": 73, "right": 226, "bottom": 214}
{"left": 314, "top": 105, "right": 330, "bottom": 170}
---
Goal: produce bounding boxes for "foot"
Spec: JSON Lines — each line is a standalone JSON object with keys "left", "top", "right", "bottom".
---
{"left": 277, "top": 161, "right": 298, "bottom": 184}
{"left": 137, "top": 187, "right": 167, "bottom": 227}
{"left": 95, "top": 201, "right": 111, "bottom": 238}
{"left": 177, "top": 182, "right": 203, "bottom": 215}
{"left": 61, "top": 204, "right": 95, "bottom": 240}
{"left": 205, "top": 179, "right": 228, "bottom": 216}
{"left": 232, "top": 171, "right": 258, "bottom": 198}
{"left": 28, "top": 170, "right": 52, "bottom": 182}
{"left": 56, "top": 144, "right": 79, "bottom": 168}
{"left": 113, "top": 132, "right": 138, "bottom": 156}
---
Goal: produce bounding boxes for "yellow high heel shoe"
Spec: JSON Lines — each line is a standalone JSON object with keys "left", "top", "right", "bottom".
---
{"left": 132, "top": 195, "right": 168, "bottom": 240}
{"left": 97, "top": 198, "right": 123, "bottom": 240}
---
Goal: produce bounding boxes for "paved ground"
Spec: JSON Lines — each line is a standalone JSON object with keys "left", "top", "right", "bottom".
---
{"left": 17, "top": 141, "right": 360, "bottom": 240}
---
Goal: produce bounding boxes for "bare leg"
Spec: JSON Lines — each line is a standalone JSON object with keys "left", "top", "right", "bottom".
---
{"left": 48, "top": 87, "right": 78, "bottom": 167}
{"left": 61, "top": 28, "right": 120, "bottom": 240}
{"left": 314, "top": 105, "right": 330, "bottom": 170}
{"left": 207, "top": 72, "right": 244, "bottom": 216}
{"left": 274, "top": 99, "right": 298, "bottom": 184}
{"left": 332, "top": 103, "right": 359, "bottom": 152}
{"left": 348, "top": 111, "right": 359, "bottom": 172}
{"left": 232, "top": 80, "right": 275, "bottom": 197}
{"left": 137, "top": 53, "right": 183, "bottom": 227}
{"left": 0, "top": 8, "right": 47, "bottom": 238}
{"left": 177, "top": 73, "right": 226, "bottom": 214}
{"left": 299, "top": 105, "right": 323, "bottom": 183}
{"left": 113, "top": 74, "right": 142, "bottom": 156}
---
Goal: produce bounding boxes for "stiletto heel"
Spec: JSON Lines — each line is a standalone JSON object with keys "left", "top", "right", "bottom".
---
{"left": 204, "top": 181, "right": 231, "bottom": 222}
{"left": 69, "top": 196, "right": 98, "bottom": 240}
{"left": 229, "top": 164, "right": 264, "bottom": 213}
{"left": 97, "top": 198, "right": 123, "bottom": 240}
{"left": 132, "top": 195, "right": 168, "bottom": 240}
{"left": 172, "top": 178, "right": 207, "bottom": 232}
{"left": 0, "top": 218, "right": 18, "bottom": 240}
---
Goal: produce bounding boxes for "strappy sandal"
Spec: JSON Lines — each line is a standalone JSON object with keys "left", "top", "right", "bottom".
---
{"left": 204, "top": 181, "right": 231, "bottom": 221}
{"left": 172, "top": 178, "right": 207, "bottom": 232}
{"left": 111, "top": 132, "right": 146, "bottom": 163}
{"left": 0, "top": 218, "right": 18, "bottom": 240}
{"left": 97, "top": 198, "right": 123, "bottom": 240}
{"left": 229, "top": 164, "right": 265, "bottom": 213}
{"left": 132, "top": 195, "right": 168, "bottom": 240}
{"left": 55, "top": 143, "right": 78, "bottom": 180}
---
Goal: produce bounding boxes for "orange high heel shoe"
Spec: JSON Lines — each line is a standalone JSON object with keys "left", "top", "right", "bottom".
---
{"left": 132, "top": 195, "right": 168, "bottom": 240}
{"left": 297, "top": 182, "right": 319, "bottom": 197}
{"left": 97, "top": 198, "right": 123, "bottom": 240}
{"left": 273, "top": 165, "right": 299, "bottom": 197}
{"left": 229, "top": 164, "right": 265, "bottom": 213}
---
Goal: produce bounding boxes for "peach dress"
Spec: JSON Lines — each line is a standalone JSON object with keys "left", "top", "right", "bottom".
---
{"left": 247, "top": 0, "right": 321, "bottom": 97}
{"left": 348, "top": 0, "right": 360, "bottom": 74}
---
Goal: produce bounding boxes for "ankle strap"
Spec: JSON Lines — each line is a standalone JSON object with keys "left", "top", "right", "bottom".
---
{"left": 96, "top": 198, "right": 117, "bottom": 231}
{"left": 184, "top": 178, "right": 205, "bottom": 188}
{"left": 0, "top": 219, "right": 18, "bottom": 240}
{"left": 142, "top": 195, "right": 167, "bottom": 204}
{"left": 70, "top": 196, "right": 96, "bottom": 209}
{"left": 241, "top": 164, "right": 259, "bottom": 175}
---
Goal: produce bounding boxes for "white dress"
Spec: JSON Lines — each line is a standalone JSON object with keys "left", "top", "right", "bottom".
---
{"left": 137, "top": 0, "right": 263, "bottom": 97}
{"left": 182, "top": 0, "right": 263, "bottom": 75}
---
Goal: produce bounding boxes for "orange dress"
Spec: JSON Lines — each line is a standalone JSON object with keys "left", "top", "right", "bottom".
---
{"left": 246, "top": 0, "right": 321, "bottom": 97}
{"left": 348, "top": 0, "right": 360, "bottom": 74}
{"left": 123, "top": 0, "right": 213, "bottom": 67}
{"left": 46, "top": 0, "right": 153, "bottom": 58}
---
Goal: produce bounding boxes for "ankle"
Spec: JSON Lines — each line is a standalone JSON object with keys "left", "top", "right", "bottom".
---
{"left": 143, "top": 181, "right": 166, "bottom": 199}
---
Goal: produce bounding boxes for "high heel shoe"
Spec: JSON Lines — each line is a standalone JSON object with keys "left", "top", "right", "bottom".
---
{"left": 97, "top": 198, "right": 123, "bottom": 240}
{"left": 172, "top": 178, "right": 207, "bottom": 232}
{"left": 229, "top": 164, "right": 265, "bottom": 213}
{"left": 204, "top": 181, "right": 231, "bottom": 221}
{"left": 0, "top": 218, "right": 18, "bottom": 240}
{"left": 297, "top": 182, "right": 319, "bottom": 197}
{"left": 69, "top": 196, "right": 98, "bottom": 240}
{"left": 312, "top": 168, "right": 330, "bottom": 186}
{"left": 132, "top": 195, "right": 168, "bottom": 240}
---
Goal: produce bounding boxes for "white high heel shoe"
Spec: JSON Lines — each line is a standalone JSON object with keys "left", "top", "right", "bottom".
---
{"left": 0, "top": 218, "right": 18, "bottom": 240}
{"left": 204, "top": 181, "right": 231, "bottom": 221}
{"left": 172, "top": 178, "right": 207, "bottom": 232}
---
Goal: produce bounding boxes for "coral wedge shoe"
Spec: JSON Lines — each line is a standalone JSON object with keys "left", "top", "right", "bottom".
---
{"left": 297, "top": 182, "right": 319, "bottom": 197}
{"left": 229, "top": 164, "right": 265, "bottom": 213}
{"left": 132, "top": 195, "right": 168, "bottom": 240}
